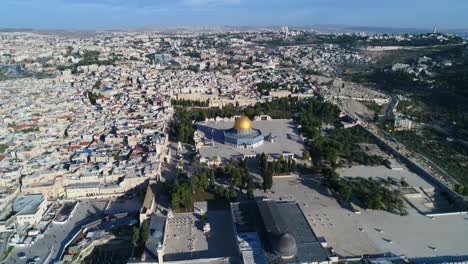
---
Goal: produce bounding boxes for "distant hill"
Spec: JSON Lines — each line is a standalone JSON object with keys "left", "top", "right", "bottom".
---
{"left": 1, "top": 25, "right": 467, "bottom": 38}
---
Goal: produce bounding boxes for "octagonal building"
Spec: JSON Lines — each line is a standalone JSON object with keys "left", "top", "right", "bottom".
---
{"left": 224, "top": 116, "right": 264, "bottom": 148}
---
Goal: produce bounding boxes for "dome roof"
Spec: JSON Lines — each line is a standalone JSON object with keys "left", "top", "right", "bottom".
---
{"left": 233, "top": 116, "right": 253, "bottom": 130}
{"left": 275, "top": 233, "right": 297, "bottom": 259}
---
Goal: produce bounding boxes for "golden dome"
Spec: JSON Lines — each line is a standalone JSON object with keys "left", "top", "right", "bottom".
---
{"left": 233, "top": 115, "right": 253, "bottom": 130}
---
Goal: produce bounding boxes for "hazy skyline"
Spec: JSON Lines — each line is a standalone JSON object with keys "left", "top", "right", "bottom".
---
{"left": 1, "top": 0, "right": 468, "bottom": 30}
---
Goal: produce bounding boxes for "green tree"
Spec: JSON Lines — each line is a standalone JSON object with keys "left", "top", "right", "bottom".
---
{"left": 241, "top": 158, "right": 249, "bottom": 169}
{"left": 262, "top": 166, "right": 273, "bottom": 191}
{"left": 229, "top": 186, "right": 238, "bottom": 201}
{"left": 215, "top": 185, "right": 227, "bottom": 198}
{"left": 93, "top": 80, "right": 101, "bottom": 89}
{"left": 231, "top": 167, "right": 242, "bottom": 188}
{"left": 400, "top": 177, "right": 409, "bottom": 187}
{"left": 171, "top": 192, "right": 180, "bottom": 210}
{"left": 140, "top": 221, "right": 150, "bottom": 243}
{"left": 247, "top": 177, "right": 254, "bottom": 199}
{"left": 454, "top": 184, "right": 465, "bottom": 195}
{"left": 208, "top": 170, "right": 215, "bottom": 187}
{"left": 190, "top": 175, "right": 199, "bottom": 191}
{"left": 132, "top": 226, "right": 140, "bottom": 246}
{"left": 180, "top": 183, "right": 193, "bottom": 208}
{"left": 259, "top": 153, "right": 268, "bottom": 170}
{"left": 199, "top": 171, "right": 209, "bottom": 190}
{"left": 367, "top": 192, "right": 382, "bottom": 210}
{"left": 176, "top": 125, "right": 186, "bottom": 143}
{"left": 113, "top": 151, "right": 120, "bottom": 161}
{"left": 302, "top": 150, "right": 310, "bottom": 161}
{"left": 0, "top": 144, "right": 8, "bottom": 153}
{"left": 339, "top": 183, "right": 352, "bottom": 202}
{"left": 86, "top": 91, "right": 97, "bottom": 105}
{"left": 66, "top": 46, "right": 73, "bottom": 56}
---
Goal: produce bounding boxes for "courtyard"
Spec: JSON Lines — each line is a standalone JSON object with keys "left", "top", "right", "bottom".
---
{"left": 254, "top": 165, "right": 468, "bottom": 261}
{"left": 196, "top": 119, "right": 305, "bottom": 162}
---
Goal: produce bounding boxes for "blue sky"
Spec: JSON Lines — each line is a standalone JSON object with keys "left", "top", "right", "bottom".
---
{"left": 1, "top": 0, "right": 468, "bottom": 30}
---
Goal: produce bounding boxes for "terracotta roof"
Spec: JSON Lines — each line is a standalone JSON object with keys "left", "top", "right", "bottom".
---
{"left": 15, "top": 124, "right": 32, "bottom": 130}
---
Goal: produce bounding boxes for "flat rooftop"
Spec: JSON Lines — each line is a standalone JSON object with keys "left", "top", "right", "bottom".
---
{"left": 197, "top": 119, "right": 305, "bottom": 161}
{"left": 258, "top": 200, "right": 330, "bottom": 263}
{"left": 13, "top": 194, "right": 44, "bottom": 215}
{"left": 163, "top": 210, "right": 238, "bottom": 262}
{"left": 145, "top": 213, "right": 166, "bottom": 260}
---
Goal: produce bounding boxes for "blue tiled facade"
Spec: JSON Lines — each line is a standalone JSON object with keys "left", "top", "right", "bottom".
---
{"left": 224, "top": 128, "right": 264, "bottom": 148}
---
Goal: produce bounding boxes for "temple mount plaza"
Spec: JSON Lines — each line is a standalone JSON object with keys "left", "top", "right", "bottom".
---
{"left": 194, "top": 115, "right": 306, "bottom": 164}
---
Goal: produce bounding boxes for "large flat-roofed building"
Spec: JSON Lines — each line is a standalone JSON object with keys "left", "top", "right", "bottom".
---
{"left": 139, "top": 205, "right": 238, "bottom": 264}
{"left": 258, "top": 200, "right": 334, "bottom": 263}
{"left": 13, "top": 194, "right": 47, "bottom": 226}
{"left": 143, "top": 213, "right": 167, "bottom": 263}
{"left": 231, "top": 200, "right": 337, "bottom": 264}
{"left": 231, "top": 202, "right": 268, "bottom": 264}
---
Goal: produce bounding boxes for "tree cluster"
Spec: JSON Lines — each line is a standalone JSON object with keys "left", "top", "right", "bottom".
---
{"left": 166, "top": 160, "right": 257, "bottom": 211}
{"left": 170, "top": 97, "right": 340, "bottom": 145}
{"left": 171, "top": 99, "right": 209, "bottom": 107}
{"left": 259, "top": 153, "right": 296, "bottom": 191}
{"left": 131, "top": 221, "right": 150, "bottom": 247}
{"left": 255, "top": 81, "right": 279, "bottom": 96}
{"left": 214, "top": 160, "right": 255, "bottom": 200}
{"left": 86, "top": 90, "right": 100, "bottom": 105}
{"left": 170, "top": 111, "right": 195, "bottom": 144}
{"left": 76, "top": 50, "right": 116, "bottom": 67}
{"left": 322, "top": 167, "right": 407, "bottom": 215}
{"left": 306, "top": 126, "right": 389, "bottom": 167}
{"left": 0, "top": 144, "right": 8, "bottom": 153}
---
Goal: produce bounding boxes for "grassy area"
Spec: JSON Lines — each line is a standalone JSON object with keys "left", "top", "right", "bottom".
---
{"left": 172, "top": 189, "right": 218, "bottom": 213}
{"left": 2, "top": 245, "right": 14, "bottom": 260}
{"left": 193, "top": 189, "right": 215, "bottom": 202}
{"left": 174, "top": 189, "right": 222, "bottom": 213}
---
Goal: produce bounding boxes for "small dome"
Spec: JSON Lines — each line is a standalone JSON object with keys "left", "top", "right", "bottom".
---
{"left": 275, "top": 233, "right": 297, "bottom": 259}
{"left": 233, "top": 116, "right": 253, "bottom": 130}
